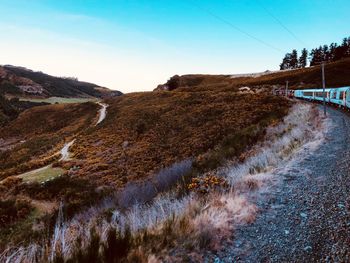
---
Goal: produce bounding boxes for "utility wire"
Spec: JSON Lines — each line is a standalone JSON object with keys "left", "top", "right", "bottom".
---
{"left": 187, "top": 0, "right": 284, "bottom": 53}
{"left": 255, "top": 0, "right": 308, "bottom": 47}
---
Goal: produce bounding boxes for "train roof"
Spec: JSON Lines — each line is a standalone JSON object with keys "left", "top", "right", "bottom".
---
{"left": 296, "top": 88, "right": 332, "bottom": 92}
{"left": 295, "top": 87, "right": 350, "bottom": 92}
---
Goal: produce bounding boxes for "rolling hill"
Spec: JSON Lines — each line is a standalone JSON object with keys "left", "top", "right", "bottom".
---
{"left": 156, "top": 58, "right": 350, "bottom": 92}
{"left": 2, "top": 58, "right": 350, "bottom": 261}
{"left": 0, "top": 65, "right": 122, "bottom": 98}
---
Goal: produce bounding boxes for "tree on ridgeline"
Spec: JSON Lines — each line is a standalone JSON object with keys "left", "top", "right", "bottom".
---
{"left": 322, "top": 45, "right": 330, "bottom": 62}
{"left": 329, "top": 43, "right": 338, "bottom": 62}
{"left": 310, "top": 46, "right": 323, "bottom": 66}
{"left": 290, "top": 49, "right": 298, "bottom": 68}
{"left": 279, "top": 36, "right": 350, "bottom": 69}
{"left": 343, "top": 37, "right": 350, "bottom": 57}
{"left": 280, "top": 53, "right": 292, "bottom": 70}
{"left": 298, "top": 48, "right": 308, "bottom": 68}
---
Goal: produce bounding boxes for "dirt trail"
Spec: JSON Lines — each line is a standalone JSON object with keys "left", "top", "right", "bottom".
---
{"left": 5, "top": 102, "right": 108, "bottom": 181}
{"left": 59, "top": 139, "right": 75, "bottom": 161}
{"left": 213, "top": 106, "right": 350, "bottom": 262}
{"left": 58, "top": 102, "right": 107, "bottom": 160}
{"left": 95, "top": 102, "right": 108, "bottom": 126}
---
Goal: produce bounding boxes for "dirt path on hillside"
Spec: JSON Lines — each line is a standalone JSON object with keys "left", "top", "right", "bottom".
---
{"left": 59, "top": 102, "right": 107, "bottom": 160}
{"left": 59, "top": 139, "right": 75, "bottom": 161}
{"left": 5, "top": 102, "right": 108, "bottom": 182}
{"left": 96, "top": 102, "right": 108, "bottom": 126}
{"left": 211, "top": 106, "right": 350, "bottom": 262}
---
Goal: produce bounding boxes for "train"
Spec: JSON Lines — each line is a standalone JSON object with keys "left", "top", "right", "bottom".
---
{"left": 294, "top": 87, "right": 350, "bottom": 108}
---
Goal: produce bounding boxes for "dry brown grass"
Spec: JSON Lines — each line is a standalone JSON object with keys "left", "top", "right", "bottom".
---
{"left": 161, "top": 58, "right": 350, "bottom": 93}
{"left": 70, "top": 91, "right": 290, "bottom": 188}
{"left": 0, "top": 102, "right": 98, "bottom": 178}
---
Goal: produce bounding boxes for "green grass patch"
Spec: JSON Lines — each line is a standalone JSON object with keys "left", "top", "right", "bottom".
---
{"left": 18, "top": 97, "right": 97, "bottom": 104}
{"left": 18, "top": 165, "right": 65, "bottom": 183}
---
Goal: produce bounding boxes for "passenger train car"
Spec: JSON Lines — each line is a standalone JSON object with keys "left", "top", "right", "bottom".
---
{"left": 294, "top": 87, "right": 350, "bottom": 108}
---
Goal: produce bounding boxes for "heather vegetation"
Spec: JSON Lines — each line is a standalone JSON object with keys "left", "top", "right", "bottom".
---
{"left": 160, "top": 57, "right": 350, "bottom": 92}
{"left": 2, "top": 57, "right": 342, "bottom": 261}
{"left": 1, "top": 102, "right": 323, "bottom": 262}
{"left": 0, "top": 102, "right": 98, "bottom": 178}
{"left": 70, "top": 91, "right": 290, "bottom": 188}
{"left": 0, "top": 94, "right": 18, "bottom": 126}
{"left": 0, "top": 65, "right": 119, "bottom": 98}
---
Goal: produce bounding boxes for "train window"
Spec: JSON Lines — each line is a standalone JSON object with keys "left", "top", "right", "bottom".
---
{"left": 315, "top": 92, "right": 326, "bottom": 98}
{"left": 340, "top": 91, "right": 345, "bottom": 100}
{"left": 332, "top": 92, "right": 337, "bottom": 99}
{"left": 303, "top": 92, "right": 313, "bottom": 96}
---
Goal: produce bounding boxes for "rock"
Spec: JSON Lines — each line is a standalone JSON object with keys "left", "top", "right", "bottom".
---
{"left": 122, "top": 141, "right": 129, "bottom": 149}
{"left": 303, "top": 246, "right": 312, "bottom": 252}
{"left": 300, "top": 212, "right": 307, "bottom": 218}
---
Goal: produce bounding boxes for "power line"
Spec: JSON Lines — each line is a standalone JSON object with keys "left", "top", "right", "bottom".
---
{"left": 255, "top": 0, "right": 308, "bottom": 47}
{"left": 187, "top": 0, "right": 284, "bottom": 53}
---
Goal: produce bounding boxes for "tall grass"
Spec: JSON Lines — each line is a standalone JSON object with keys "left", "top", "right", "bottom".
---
{"left": 1, "top": 103, "right": 328, "bottom": 262}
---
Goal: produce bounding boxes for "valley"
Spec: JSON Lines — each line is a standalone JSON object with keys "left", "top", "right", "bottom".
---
{"left": 1, "top": 59, "right": 350, "bottom": 262}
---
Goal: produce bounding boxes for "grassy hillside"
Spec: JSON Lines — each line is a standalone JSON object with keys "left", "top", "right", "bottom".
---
{"left": 68, "top": 91, "right": 290, "bottom": 188}
{"left": 0, "top": 65, "right": 122, "bottom": 98}
{"left": 0, "top": 95, "right": 18, "bottom": 126}
{"left": 0, "top": 102, "right": 99, "bottom": 178}
{"left": 2, "top": 58, "right": 349, "bottom": 262}
{"left": 157, "top": 58, "right": 350, "bottom": 92}
{"left": 0, "top": 95, "right": 51, "bottom": 127}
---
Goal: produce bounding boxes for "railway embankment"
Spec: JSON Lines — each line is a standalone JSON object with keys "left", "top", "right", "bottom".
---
{"left": 214, "top": 105, "right": 350, "bottom": 261}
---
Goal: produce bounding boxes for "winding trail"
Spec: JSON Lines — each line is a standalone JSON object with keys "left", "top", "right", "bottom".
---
{"left": 215, "top": 106, "right": 350, "bottom": 262}
{"left": 58, "top": 102, "right": 107, "bottom": 161}
{"left": 6, "top": 102, "right": 108, "bottom": 182}
{"left": 95, "top": 102, "right": 108, "bottom": 126}
{"left": 59, "top": 139, "right": 76, "bottom": 161}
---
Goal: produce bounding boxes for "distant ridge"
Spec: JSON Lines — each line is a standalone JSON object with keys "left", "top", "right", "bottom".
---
{"left": 0, "top": 65, "right": 122, "bottom": 98}
{"left": 155, "top": 58, "right": 350, "bottom": 92}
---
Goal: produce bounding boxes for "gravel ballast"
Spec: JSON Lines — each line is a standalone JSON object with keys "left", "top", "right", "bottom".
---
{"left": 212, "top": 106, "right": 350, "bottom": 262}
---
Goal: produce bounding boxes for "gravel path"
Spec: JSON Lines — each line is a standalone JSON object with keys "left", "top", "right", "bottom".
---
{"left": 213, "top": 106, "right": 350, "bottom": 262}
{"left": 96, "top": 102, "right": 108, "bottom": 125}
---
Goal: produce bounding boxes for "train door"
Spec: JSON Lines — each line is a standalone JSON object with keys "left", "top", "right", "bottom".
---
{"left": 340, "top": 91, "right": 346, "bottom": 106}
{"left": 346, "top": 88, "right": 350, "bottom": 109}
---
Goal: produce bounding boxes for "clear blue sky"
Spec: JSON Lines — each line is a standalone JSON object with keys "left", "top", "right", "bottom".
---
{"left": 0, "top": 0, "right": 349, "bottom": 92}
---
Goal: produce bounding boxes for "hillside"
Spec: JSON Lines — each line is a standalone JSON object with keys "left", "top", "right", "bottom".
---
{"left": 0, "top": 102, "right": 99, "bottom": 178}
{"left": 7, "top": 57, "right": 348, "bottom": 260}
{"left": 0, "top": 65, "right": 122, "bottom": 98}
{"left": 0, "top": 94, "right": 51, "bottom": 127}
{"left": 66, "top": 90, "right": 290, "bottom": 190}
{"left": 0, "top": 95, "right": 17, "bottom": 126}
{"left": 156, "top": 58, "right": 350, "bottom": 92}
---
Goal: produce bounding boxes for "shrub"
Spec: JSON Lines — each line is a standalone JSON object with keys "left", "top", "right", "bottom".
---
{"left": 103, "top": 227, "right": 131, "bottom": 263}
{"left": 14, "top": 175, "right": 103, "bottom": 219}
{"left": 117, "top": 181, "right": 157, "bottom": 208}
{"left": 166, "top": 75, "right": 181, "bottom": 90}
{"left": 0, "top": 199, "right": 33, "bottom": 227}
{"left": 154, "top": 159, "right": 193, "bottom": 191}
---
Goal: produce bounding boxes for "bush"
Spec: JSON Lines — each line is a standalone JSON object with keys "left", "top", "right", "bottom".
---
{"left": 0, "top": 199, "right": 33, "bottom": 227}
{"left": 117, "top": 181, "right": 157, "bottom": 208}
{"left": 154, "top": 159, "right": 193, "bottom": 192}
{"left": 103, "top": 227, "right": 131, "bottom": 263}
{"left": 166, "top": 75, "right": 181, "bottom": 90}
{"left": 14, "top": 175, "right": 103, "bottom": 219}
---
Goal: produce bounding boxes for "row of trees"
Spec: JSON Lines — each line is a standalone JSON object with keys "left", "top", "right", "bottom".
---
{"left": 280, "top": 37, "right": 350, "bottom": 70}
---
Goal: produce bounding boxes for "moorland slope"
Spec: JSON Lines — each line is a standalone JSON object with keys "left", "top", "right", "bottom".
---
{"left": 0, "top": 65, "right": 122, "bottom": 98}
{"left": 6, "top": 58, "right": 350, "bottom": 260}
{"left": 156, "top": 58, "right": 350, "bottom": 92}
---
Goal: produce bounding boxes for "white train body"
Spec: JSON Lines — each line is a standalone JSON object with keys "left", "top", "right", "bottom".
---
{"left": 294, "top": 87, "right": 350, "bottom": 108}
